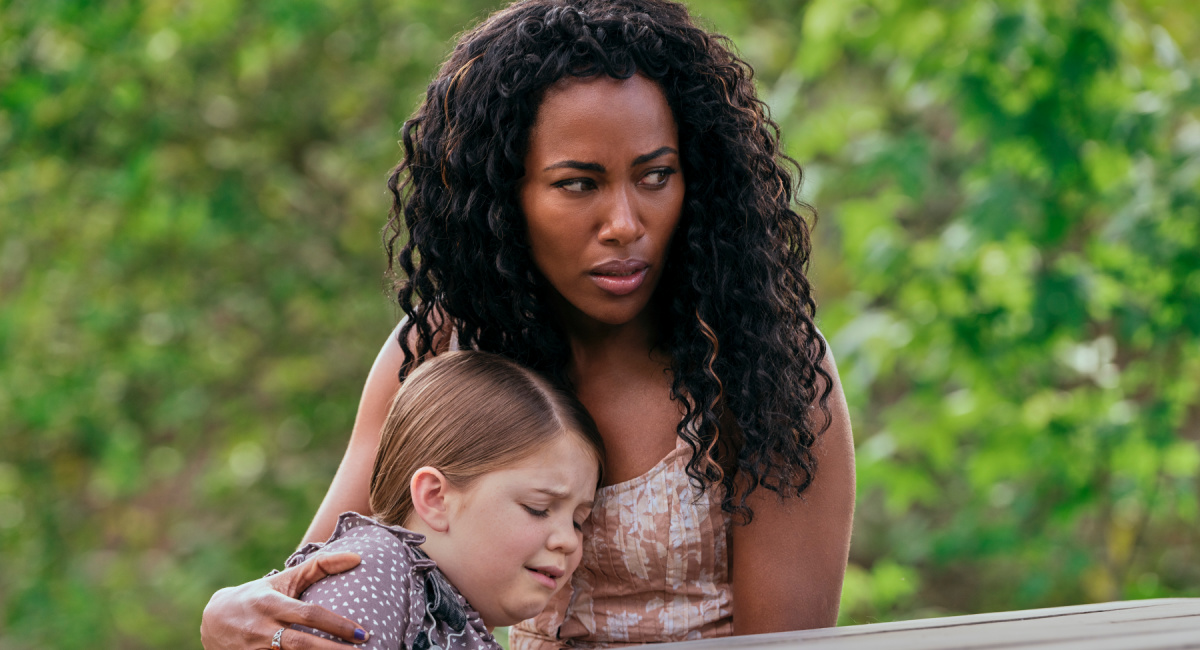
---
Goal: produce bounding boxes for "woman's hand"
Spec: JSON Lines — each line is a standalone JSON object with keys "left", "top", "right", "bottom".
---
{"left": 200, "top": 552, "right": 370, "bottom": 649}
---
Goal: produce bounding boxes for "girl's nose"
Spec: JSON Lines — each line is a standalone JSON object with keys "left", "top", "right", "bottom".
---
{"left": 598, "top": 186, "right": 645, "bottom": 246}
{"left": 548, "top": 517, "right": 581, "bottom": 554}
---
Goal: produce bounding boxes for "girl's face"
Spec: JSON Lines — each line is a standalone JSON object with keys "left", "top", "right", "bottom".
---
{"left": 435, "top": 433, "right": 599, "bottom": 628}
{"left": 518, "top": 74, "right": 684, "bottom": 329}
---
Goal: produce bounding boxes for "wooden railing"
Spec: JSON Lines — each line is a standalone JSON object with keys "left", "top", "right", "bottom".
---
{"left": 662, "top": 599, "right": 1200, "bottom": 649}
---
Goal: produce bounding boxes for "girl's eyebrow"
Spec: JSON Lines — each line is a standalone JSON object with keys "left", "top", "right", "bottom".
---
{"left": 533, "top": 486, "right": 594, "bottom": 508}
{"left": 542, "top": 146, "right": 679, "bottom": 173}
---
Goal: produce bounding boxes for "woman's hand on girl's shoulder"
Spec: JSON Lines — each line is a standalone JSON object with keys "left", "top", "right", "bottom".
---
{"left": 203, "top": 314, "right": 459, "bottom": 650}
{"left": 200, "top": 552, "right": 369, "bottom": 650}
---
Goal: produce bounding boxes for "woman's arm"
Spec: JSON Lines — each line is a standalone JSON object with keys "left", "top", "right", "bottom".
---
{"left": 730, "top": 347, "right": 856, "bottom": 633}
{"left": 301, "top": 322, "right": 406, "bottom": 543}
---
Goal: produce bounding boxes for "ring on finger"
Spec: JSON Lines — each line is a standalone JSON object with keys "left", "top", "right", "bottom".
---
{"left": 271, "top": 627, "right": 285, "bottom": 650}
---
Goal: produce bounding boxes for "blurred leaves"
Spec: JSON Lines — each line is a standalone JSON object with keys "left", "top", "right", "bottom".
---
{"left": 744, "top": 0, "right": 1200, "bottom": 625}
{"left": 1, "top": 0, "right": 500, "bottom": 647}
{"left": 1, "top": 0, "right": 1198, "bottom": 646}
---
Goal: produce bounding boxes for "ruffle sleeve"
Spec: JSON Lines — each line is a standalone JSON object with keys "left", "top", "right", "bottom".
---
{"left": 282, "top": 512, "right": 497, "bottom": 650}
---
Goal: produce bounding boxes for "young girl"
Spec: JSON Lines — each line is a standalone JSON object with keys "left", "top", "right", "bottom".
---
{"left": 274, "top": 351, "right": 604, "bottom": 650}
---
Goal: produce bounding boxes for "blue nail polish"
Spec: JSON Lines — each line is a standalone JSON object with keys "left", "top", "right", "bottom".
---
{"left": 354, "top": 628, "right": 367, "bottom": 641}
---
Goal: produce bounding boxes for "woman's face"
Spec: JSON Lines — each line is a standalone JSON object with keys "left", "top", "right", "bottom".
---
{"left": 519, "top": 74, "right": 684, "bottom": 329}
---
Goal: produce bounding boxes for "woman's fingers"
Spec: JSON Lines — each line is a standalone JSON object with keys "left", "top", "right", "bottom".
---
{"left": 199, "top": 554, "right": 368, "bottom": 650}
{"left": 270, "top": 627, "right": 369, "bottom": 650}
{"left": 267, "top": 597, "right": 370, "bottom": 645}
{"left": 265, "top": 553, "right": 369, "bottom": 644}
{"left": 269, "top": 552, "right": 362, "bottom": 599}
{"left": 201, "top": 582, "right": 304, "bottom": 649}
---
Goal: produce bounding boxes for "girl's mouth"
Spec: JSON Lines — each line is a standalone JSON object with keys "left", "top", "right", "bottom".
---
{"left": 526, "top": 566, "right": 562, "bottom": 589}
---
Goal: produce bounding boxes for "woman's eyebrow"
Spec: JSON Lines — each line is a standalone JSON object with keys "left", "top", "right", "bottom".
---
{"left": 631, "top": 146, "right": 678, "bottom": 166}
{"left": 544, "top": 160, "right": 606, "bottom": 172}
{"left": 542, "top": 146, "right": 679, "bottom": 173}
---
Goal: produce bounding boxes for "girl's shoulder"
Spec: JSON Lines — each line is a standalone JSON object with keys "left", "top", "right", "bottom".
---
{"left": 286, "top": 512, "right": 500, "bottom": 650}
{"left": 286, "top": 511, "right": 428, "bottom": 570}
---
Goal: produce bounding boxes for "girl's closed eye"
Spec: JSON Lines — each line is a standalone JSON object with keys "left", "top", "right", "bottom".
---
{"left": 523, "top": 505, "right": 551, "bottom": 518}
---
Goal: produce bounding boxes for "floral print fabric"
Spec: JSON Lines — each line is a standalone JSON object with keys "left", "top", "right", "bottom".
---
{"left": 511, "top": 437, "right": 733, "bottom": 648}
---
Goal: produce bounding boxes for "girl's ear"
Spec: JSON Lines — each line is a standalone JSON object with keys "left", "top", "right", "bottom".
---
{"left": 410, "top": 467, "right": 453, "bottom": 533}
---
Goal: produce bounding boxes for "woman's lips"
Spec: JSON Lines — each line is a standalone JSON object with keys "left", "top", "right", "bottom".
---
{"left": 588, "top": 260, "right": 649, "bottom": 296}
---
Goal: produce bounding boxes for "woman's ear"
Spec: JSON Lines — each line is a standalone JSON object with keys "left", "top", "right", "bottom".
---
{"left": 410, "top": 467, "right": 453, "bottom": 533}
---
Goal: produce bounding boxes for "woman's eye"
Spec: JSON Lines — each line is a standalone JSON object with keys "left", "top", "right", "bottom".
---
{"left": 640, "top": 168, "right": 675, "bottom": 187}
{"left": 554, "top": 178, "right": 595, "bottom": 192}
{"left": 523, "top": 505, "right": 550, "bottom": 518}
{"left": 573, "top": 520, "right": 584, "bottom": 531}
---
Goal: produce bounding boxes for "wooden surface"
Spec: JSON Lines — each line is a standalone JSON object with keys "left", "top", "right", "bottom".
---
{"left": 662, "top": 599, "right": 1200, "bottom": 649}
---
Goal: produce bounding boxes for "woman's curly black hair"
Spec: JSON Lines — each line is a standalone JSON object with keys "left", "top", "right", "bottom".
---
{"left": 384, "top": 0, "right": 832, "bottom": 522}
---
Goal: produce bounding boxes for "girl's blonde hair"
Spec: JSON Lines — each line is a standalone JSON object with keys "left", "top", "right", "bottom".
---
{"left": 369, "top": 350, "right": 605, "bottom": 526}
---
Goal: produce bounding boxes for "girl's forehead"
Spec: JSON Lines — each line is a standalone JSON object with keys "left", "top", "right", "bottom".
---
{"left": 495, "top": 435, "right": 600, "bottom": 484}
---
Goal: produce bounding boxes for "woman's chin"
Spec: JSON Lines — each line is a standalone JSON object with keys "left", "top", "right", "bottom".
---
{"left": 576, "top": 309, "right": 648, "bottom": 329}
{"left": 559, "top": 294, "right": 657, "bottom": 329}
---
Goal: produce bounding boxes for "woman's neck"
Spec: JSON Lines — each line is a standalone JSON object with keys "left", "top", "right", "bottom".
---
{"left": 559, "top": 313, "right": 665, "bottom": 384}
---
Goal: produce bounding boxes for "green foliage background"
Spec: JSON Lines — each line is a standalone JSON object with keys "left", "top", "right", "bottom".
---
{"left": 2, "top": 0, "right": 1198, "bottom": 647}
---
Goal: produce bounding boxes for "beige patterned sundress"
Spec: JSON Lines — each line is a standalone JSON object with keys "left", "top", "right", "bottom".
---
{"left": 511, "top": 435, "right": 733, "bottom": 648}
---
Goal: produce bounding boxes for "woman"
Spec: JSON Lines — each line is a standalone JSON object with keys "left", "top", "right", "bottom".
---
{"left": 201, "top": 1, "right": 854, "bottom": 648}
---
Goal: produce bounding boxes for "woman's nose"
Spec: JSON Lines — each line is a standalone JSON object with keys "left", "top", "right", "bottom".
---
{"left": 598, "top": 186, "right": 645, "bottom": 246}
